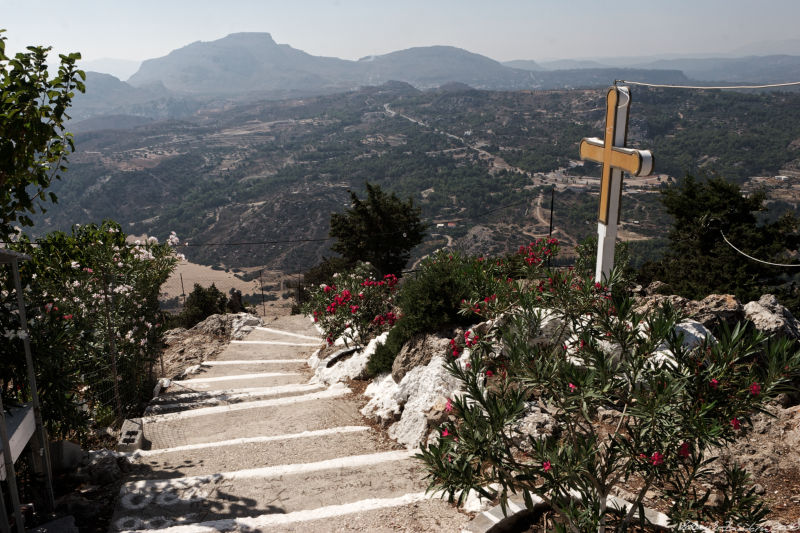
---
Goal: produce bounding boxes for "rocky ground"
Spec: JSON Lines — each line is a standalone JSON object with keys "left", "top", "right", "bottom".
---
{"left": 39, "top": 288, "right": 800, "bottom": 532}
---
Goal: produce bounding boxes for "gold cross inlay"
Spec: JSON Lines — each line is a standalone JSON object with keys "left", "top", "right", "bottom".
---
{"left": 579, "top": 87, "right": 654, "bottom": 224}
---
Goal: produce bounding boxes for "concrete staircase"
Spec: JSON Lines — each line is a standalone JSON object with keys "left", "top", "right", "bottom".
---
{"left": 110, "top": 315, "right": 468, "bottom": 532}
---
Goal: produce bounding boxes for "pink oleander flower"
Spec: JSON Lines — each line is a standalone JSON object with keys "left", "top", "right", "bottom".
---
{"left": 445, "top": 398, "right": 453, "bottom": 412}
{"left": 710, "top": 378, "right": 719, "bottom": 389}
{"left": 568, "top": 383, "right": 577, "bottom": 392}
{"left": 442, "top": 428, "right": 450, "bottom": 437}
{"left": 485, "top": 370, "right": 494, "bottom": 377}
{"left": 750, "top": 382, "right": 761, "bottom": 396}
{"left": 542, "top": 461, "right": 551, "bottom": 472}
{"left": 678, "top": 442, "right": 690, "bottom": 458}
{"left": 731, "top": 417, "right": 741, "bottom": 430}
{"left": 650, "top": 452, "right": 664, "bottom": 466}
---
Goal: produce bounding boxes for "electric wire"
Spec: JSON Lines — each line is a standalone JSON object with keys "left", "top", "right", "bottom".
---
{"left": 615, "top": 79, "right": 800, "bottom": 90}
{"left": 719, "top": 230, "right": 800, "bottom": 268}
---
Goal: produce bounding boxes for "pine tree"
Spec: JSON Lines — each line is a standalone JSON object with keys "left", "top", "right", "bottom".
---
{"left": 329, "top": 183, "right": 426, "bottom": 275}
{"left": 640, "top": 176, "right": 799, "bottom": 310}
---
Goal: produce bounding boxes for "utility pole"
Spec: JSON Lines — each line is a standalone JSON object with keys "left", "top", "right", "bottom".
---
{"left": 259, "top": 269, "right": 266, "bottom": 316}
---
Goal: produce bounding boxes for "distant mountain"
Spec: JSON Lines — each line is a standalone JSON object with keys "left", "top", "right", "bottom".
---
{"left": 128, "top": 32, "right": 358, "bottom": 94}
{"left": 502, "top": 59, "right": 544, "bottom": 71}
{"left": 123, "top": 32, "right": 685, "bottom": 97}
{"left": 632, "top": 55, "right": 800, "bottom": 83}
{"left": 357, "top": 46, "right": 536, "bottom": 89}
{"left": 80, "top": 58, "right": 141, "bottom": 81}
{"left": 70, "top": 72, "right": 201, "bottom": 122}
{"left": 534, "top": 68, "right": 689, "bottom": 89}
{"left": 539, "top": 59, "right": 611, "bottom": 70}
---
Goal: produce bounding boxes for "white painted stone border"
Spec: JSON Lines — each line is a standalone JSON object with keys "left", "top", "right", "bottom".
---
{"left": 171, "top": 371, "right": 299, "bottom": 385}
{"left": 121, "top": 448, "right": 417, "bottom": 492}
{"left": 254, "top": 326, "right": 321, "bottom": 341}
{"left": 117, "top": 492, "right": 429, "bottom": 532}
{"left": 142, "top": 386, "right": 350, "bottom": 422}
{"left": 128, "top": 426, "right": 371, "bottom": 458}
{"left": 200, "top": 359, "right": 307, "bottom": 365}
{"left": 232, "top": 340, "right": 320, "bottom": 347}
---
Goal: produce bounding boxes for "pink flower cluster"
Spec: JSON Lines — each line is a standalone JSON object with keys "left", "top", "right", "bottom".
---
{"left": 517, "top": 238, "right": 558, "bottom": 266}
{"left": 361, "top": 274, "right": 398, "bottom": 289}
{"left": 449, "top": 338, "right": 462, "bottom": 358}
{"left": 326, "top": 289, "right": 353, "bottom": 314}
{"left": 464, "top": 330, "right": 479, "bottom": 348}
{"left": 372, "top": 312, "right": 397, "bottom": 326}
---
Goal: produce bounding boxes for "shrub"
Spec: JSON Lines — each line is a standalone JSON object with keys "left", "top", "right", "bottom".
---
{"left": 2, "top": 221, "right": 179, "bottom": 439}
{"left": 418, "top": 265, "right": 800, "bottom": 531}
{"left": 177, "top": 283, "right": 227, "bottom": 328}
{"left": 366, "top": 242, "right": 558, "bottom": 376}
{"left": 301, "top": 262, "right": 399, "bottom": 347}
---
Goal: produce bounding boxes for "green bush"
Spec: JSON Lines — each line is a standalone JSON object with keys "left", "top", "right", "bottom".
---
{"left": 418, "top": 265, "right": 800, "bottom": 531}
{"left": 367, "top": 242, "right": 558, "bottom": 376}
{"left": 366, "top": 322, "right": 414, "bottom": 376}
{"left": 2, "top": 221, "right": 179, "bottom": 439}
{"left": 176, "top": 283, "right": 228, "bottom": 328}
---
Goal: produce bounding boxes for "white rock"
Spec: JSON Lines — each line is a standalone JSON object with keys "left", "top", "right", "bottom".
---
{"left": 230, "top": 313, "right": 262, "bottom": 340}
{"left": 388, "top": 355, "right": 462, "bottom": 448}
{"left": 361, "top": 373, "right": 401, "bottom": 423}
{"left": 310, "top": 332, "right": 388, "bottom": 385}
{"left": 653, "top": 319, "right": 715, "bottom": 365}
{"left": 308, "top": 348, "right": 323, "bottom": 370}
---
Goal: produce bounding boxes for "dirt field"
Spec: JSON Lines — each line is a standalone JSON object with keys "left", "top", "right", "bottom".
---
{"left": 161, "top": 259, "right": 296, "bottom": 315}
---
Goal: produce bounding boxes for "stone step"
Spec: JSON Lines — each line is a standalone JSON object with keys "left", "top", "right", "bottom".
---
{"left": 215, "top": 342, "right": 316, "bottom": 360}
{"left": 110, "top": 451, "right": 426, "bottom": 531}
{"left": 168, "top": 371, "right": 307, "bottom": 392}
{"left": 128, "top": 426, "right": 383, "bottom": 479}
{"left": 181, "top": 361, "right": 307, "bottom": 381}
{"left": 245, "top": 326, "right": 322, "bottom": 343}
{"left": 115, "top": 494, "right": 471, "bottom": 532}
{"left": 142, "top": 393, "right": 365, "bottom": 450}
{"left": 149, "top": 383, "right": 326, "bottom": 413}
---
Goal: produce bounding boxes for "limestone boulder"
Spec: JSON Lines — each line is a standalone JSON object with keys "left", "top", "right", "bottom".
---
{"left": 388, "top": 355, "right": 462, "bottom": 449}
{"left": 192, "top": 312, "right": 262, "bottom": 340}
{"left": 510, "top": 403, "right": 557, "bottom": 453}
{"left": 391, "top": 333, "right": 450, "bottom": 383}
{"left": 633, "top": 293, "right": 692, "bottom": 316}
{"left": 311, "top": 332, "right": 388, "bottom": 385}
{"left": 744, "top": 294, "right": 800, "bottom": 340}
{"left": 687, "top": 294, "right": 744, "bottom": 330}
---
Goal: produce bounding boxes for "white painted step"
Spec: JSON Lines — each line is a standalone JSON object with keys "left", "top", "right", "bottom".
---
{"left": 111, "top": 451, "right": 426, "bottom": 531}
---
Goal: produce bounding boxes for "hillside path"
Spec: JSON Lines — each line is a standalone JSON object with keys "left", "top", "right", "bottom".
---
{"left": 110, "top": 315, "right": 469, "bottom": 532}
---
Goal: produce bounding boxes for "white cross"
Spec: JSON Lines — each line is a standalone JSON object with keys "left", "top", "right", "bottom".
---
{"left": 579, "top": 86, "right": 654, "bottom": 283}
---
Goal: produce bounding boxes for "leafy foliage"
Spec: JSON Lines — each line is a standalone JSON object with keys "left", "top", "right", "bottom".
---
{"left": 639, "top": 176, "right": 800, "bottom": 313}
{"left": 367, "top": 241, "right": 558, "bottom": 375}
{"left": 329, "top": 183, "right": 426, "bottom": 276}
{"left": 175, "top": 283, "right": 228, "bottom": 329}
{"left": 418, "top": 261, "right": 800, "bottom": 531}
{"left": 1, "top": 222, "right": 178, "bottom": 438}
{"left": 0, "top": 30, "right": 85, "bottom": 237}
{"left": 301, "top": 262, "right": 398, "bottom": 348}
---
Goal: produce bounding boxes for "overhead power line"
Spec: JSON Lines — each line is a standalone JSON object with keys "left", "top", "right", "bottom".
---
{"left": 720, "top": 230, "right": 800, "bottom": 268}
{"left": 615, "top": 79, "right": 800, "bottom": 90}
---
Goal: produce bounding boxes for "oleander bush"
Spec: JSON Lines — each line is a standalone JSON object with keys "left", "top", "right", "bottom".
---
{"left": 1, "top": 221, "right": 180, "bottom": 439}
{"left": 418, "top": 264, "right": 800, "bottom": 532}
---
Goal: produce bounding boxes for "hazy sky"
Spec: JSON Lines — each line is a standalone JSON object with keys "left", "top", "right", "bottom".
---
{"left": 2, "top": 0, "right": 799, "bottom": 64}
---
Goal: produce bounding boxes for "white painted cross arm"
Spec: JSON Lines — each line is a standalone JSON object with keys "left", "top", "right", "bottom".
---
{"left": 579, "top": 138, "right": 654, "bottom": 178}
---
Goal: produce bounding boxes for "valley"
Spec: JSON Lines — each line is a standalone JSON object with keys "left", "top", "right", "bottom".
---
{"left": 36, "top": 83, "right": 800, "bottom": 275}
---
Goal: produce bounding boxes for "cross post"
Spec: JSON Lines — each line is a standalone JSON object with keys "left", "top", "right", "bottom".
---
{"left": 579, "top": 86, "right": 654, "bottom": 283}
